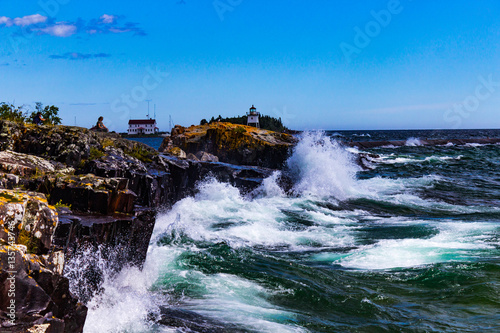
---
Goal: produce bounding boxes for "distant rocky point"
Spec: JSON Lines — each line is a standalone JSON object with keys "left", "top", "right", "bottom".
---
{"left": 159, "top": 122, "right": 298, "bottom": 169}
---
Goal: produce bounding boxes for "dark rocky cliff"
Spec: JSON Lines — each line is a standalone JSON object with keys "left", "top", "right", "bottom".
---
{"left": 0, "top": 120, "right": 292, "bottom": 332}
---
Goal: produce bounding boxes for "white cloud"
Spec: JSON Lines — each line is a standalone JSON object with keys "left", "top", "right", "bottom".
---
{"left": 100, "top": 14, "right": 117, "bottom": 24}
{"left": 41, "top": 23, "right": 77, "bottom": 37}
{"left": 13, "top": 14, "right": 47, "bottom": 26}
{"left": 0, "top": 16, "right": 13, "bottom": 26}
{"left": 0, "top": 13, "right": 145, "bottom": 37}
{"left": 109, "top": 27, "right": 130, "bottom": 33}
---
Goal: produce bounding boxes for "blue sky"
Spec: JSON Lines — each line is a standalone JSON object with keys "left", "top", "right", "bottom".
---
{"left": 1, "top": 0, "right": 499, "bottom": 132}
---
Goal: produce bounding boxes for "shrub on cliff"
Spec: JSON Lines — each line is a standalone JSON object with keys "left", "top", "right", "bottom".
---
{"left": 28, "top": 102, "right": 62, "bottom": 125}
{"left": 0, "top": 102, "right": 29, "bottom": 122}
{"left": 0, "top": 102, "right": 62, "bottom": 125}
{"left": 206, "top": 114, "right": 289, "bottom": 132}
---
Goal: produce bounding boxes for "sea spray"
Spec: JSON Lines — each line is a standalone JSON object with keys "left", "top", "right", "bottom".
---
{"left": 405, "top": 137, "right": 422, "bottom": 146}
{"left": 64, "top": 245, "right": 165, "bottom": 332}
{"left": 286, "top": 131, "right": 360, "bottom": 200}
{"left": 251, "top": 171, "right": 285, "bottom": 198}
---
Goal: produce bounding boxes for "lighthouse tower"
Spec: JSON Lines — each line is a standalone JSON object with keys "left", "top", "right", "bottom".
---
{"left": 246, "top": 105, "right": 260, "bottom": 128}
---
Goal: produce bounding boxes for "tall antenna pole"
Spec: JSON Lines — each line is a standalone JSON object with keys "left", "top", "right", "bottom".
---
{"left": 146, "top": 99, "right": 152, "bottom": 118}
{"left": 154, "top": 104, "right": 156, "bottom": 120}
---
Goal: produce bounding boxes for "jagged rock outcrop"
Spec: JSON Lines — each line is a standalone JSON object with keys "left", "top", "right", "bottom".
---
{"left": 159, "top": 122, "right": 297, "bottom": 169}
{"left": 47, "top": 174, "right": 136, "bottom": 215}
{"left": 160, "top": 155, "right": 275, "bottom": 201}
{"left": 82, "top": 146, "right": 171, "bottom": 209}
{"left": 54, "top": 209, "right": 156, "bottom": 270}
{"left": 0, "top": 190, "right": 87, "bottom": 332}
{"left": 0, "top": 244, "right": 87, "bottom": 333}
{"left": 0, "top": 190, "right": 58, "bottom": 255}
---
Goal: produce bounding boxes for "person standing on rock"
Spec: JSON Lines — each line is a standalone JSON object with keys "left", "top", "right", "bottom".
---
{"left": 33, "top": 112, "right": 45, "bottom": 125}
{"left": 94, "top": 116, "right": 109, "bottom": 132}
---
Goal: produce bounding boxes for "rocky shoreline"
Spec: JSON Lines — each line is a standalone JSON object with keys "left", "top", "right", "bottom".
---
{"left": 0, "top": 121, "right": 295, "bottom": 332}
{"left": 3, "top": 120, "right": 500, "bottom": 332}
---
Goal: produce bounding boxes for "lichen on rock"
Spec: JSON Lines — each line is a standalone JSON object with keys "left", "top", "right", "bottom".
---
{"left": 159, "top": 122, "right": 297, "bottom": 169}
{"left": 0, "top": 190, "right": 58, "bottom": 255}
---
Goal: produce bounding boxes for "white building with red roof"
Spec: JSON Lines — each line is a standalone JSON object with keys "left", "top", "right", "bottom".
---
{"left": 128, "top": 119, "right": 159, "bottom": 135}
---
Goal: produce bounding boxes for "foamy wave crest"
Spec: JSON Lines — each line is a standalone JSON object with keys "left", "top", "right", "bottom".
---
{"left": 405, "top": 137, "right": 422, "bottom": 146}
{"left": 286, "top": 131, "right": 360, "bottom": 200}
{"left": 252, "top": 171, "right": 285, "bottom": 198}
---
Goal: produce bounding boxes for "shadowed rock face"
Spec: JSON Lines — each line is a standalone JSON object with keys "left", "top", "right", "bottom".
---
{"left": 159, "top": 122, "right": 297, "bottom": 169}
{"left": 0, "top": 245, "right": 87, "bottom": 333}
{"left": 48, "top": 174, "right": 136, "bottom": 215}
{"left": 0, "top": 190, "right": 87, "bottom": 332}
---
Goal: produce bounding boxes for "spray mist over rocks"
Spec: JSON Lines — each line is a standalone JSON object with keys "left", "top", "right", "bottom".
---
{"left": 286, "top": 131, "right": 360, "bottom": 200}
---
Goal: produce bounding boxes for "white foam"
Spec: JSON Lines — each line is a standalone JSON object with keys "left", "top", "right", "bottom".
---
{"left": 335, "top": 222, "right": 497, "bottom": 270}
{"left": 75, "top": 246, "right": 176, "bottom": 333}
{"left": 405, "top": 137, "right": 422, "bottom": 146}
{"left": 181, "top": 273, "right": 307, "bottom": 333}
{"left": 377, "top": 154, "right": 462, "bottom": 164}
{"left": 252, "top": 171, "right": 285, "bottom": 198}
{"left": 465, "top": 142, "right": 483, "bottom": 147}
{"left": 152, "top": 180, "right": 357, "bottom": 251}
{"left": 79, "top": 131, "right": 500, "bottom": 331}
{"left": 287, "top": 131, "right": 360, "bottom": 200}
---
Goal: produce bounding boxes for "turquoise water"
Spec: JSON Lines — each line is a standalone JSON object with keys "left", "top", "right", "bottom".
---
{"left": 76, "top": 130, "right": 500, "bottom": 332}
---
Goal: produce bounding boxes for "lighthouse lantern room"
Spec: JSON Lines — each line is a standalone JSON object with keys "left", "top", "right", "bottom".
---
{"left": 246, "top": 105, "right": 260, "bottom": 128}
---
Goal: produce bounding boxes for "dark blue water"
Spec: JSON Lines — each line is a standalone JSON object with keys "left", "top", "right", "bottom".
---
{"left": 328, "top": 128, "right": 500, "bottom": 142}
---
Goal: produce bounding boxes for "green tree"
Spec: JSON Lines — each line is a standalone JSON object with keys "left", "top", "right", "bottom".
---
{"left": 30, "top": 102, "right": 62, "bottom": 125}
{"left": 0, "top": 103, "right": 28, "bottom": 123}
{"left": 207, "top": 113, "right": 289, "bottom": 132}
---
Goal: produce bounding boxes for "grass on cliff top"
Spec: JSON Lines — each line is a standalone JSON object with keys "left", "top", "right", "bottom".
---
{"left": 94, "top": 131, "right": 158, "bottom": 163}
{"left": 202, "top": 114, "right": 289, "bottom": 132}
{"left": 89, "top": 146, "right": 105, "bottom": 160}
{"left": 126, "top": 144, "right": 157, "bottom": 163}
